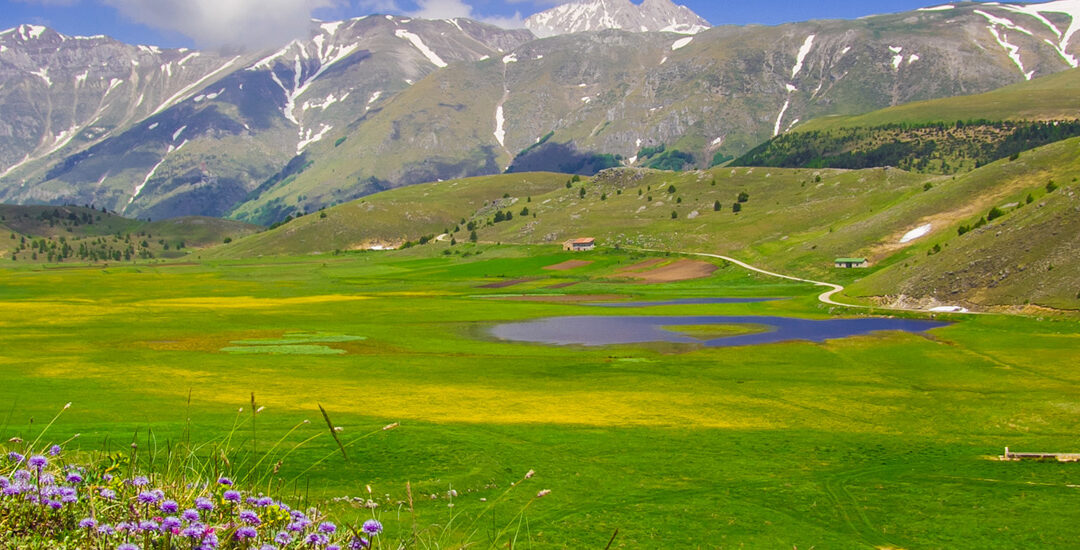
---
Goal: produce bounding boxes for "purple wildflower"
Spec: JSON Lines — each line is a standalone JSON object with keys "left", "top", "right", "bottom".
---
{"left": 7, "top": 452, "right": 24, "bottom": 463}
{"left": 27, "top": 455, "right": 47, "bottom": 470}
{"left": 235, "top": 526, "right": 257, "bottom": 540}
{"left": 318, "top": 522, "right": 336, "bottom": 534}
{"left": 139, "top": 520, "right": 159, "bottom": 532}
{"left": 286, "top": 521, "right": 306, "bottom": 532}
{"left": 238, "top": 509, "right": 261, "bottom": 525}
{"left": 361, "top": 519, "right": 383, "bottom": 536}
{"left": 137, "top": 491, "right": 159, "bottom": 504}
{"left": 47, "top": 500, "right": 63, "bottom": 510}
{"left": 12, "top": 470, "right": 31, "bottom": 482}
{"left": 223, "top": 490, "right": 241, "bottom": 502}
{"left": 256, "top": 496, "right": 274, "bottom": 507}
{"left": 117, "top": 543, "right": 139, "bottom": 550}
{"left": 131, "top": 475, "right": 149, "bottom": 487}
{"left": 349, "top": 537, "right": 371, "bottom": 550}
{"left": 0, "top": 476, "right": 8, "bottom": 489}
{"left": 182, "top": 508, "right": 200, "bottom": 522}
{"left": 305, "top": 533, "right": 329, "bottom": 546}
{"left": 195, "top": 496, "right": 214, "bottom": 511}
{"left": 78, "top": 518, "right": 96, "bottom": 529}
{"left": 39, "top": 473, "right": 56, "bottom": 485}
{"left": 162, "top": 516, "right": 182, "bottom": 530}
{"left": 217, "top": 477, "right": 233, "bottom": 486}
{"left": 160, "top": 499, "right": 179, "bottom": 513}
{"left": 2, "top": 486, "right": 21, "bottom": 496}
{"left": 48, "top": 445, "right": 62, "bottom": 456}
{"left": 260, "top": 546, "right": 277, "bottom": 550}
{"left": 66, "top": 472, "right": 84, "bottom": 484}
{"left": 96, "top": 524, "right": 115, "bottom": 536}
{"left": 275, "top": 531, "right": 294, "bottom": 545}
{"left": 328, "top": 546, "right": 341, "bottom": 550}
{"left": 103, "top": 473, "right": 113, "bottom": 482}
{"left": 180, "top": 523, "right": 205, "bottom": 539}
{"left": 99, "top": 488, "right": 117, "bottom": 499}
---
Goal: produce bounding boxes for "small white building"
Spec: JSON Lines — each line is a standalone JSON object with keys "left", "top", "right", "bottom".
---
{"left": 563, "top": 238, "right": 596, "bottom": 252}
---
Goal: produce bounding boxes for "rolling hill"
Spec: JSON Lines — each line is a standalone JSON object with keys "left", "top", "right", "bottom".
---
{"left": 0, "top": 204, "right": 259, "bottom": 263}
{"left": 734, "top": 68, "right": 1080, "bottom": 173}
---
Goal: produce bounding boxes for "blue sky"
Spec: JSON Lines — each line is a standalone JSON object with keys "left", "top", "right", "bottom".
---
{"left": 2, "top": 0, "right": 986, "bottom": 49}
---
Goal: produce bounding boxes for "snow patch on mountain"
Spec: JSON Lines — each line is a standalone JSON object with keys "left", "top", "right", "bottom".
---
{"left": 791, "top": 35, "right": 815, "bottom": 78}
{"left": 394, "top": 29, "right": 447, "bottom": 68}
{"left": 494, "top": 105, "right": 506, "bottom": 146}
{"left": 671, "top": 36, "right": 693, "bottom": 50}
{"left": 975, "top": 10, "right": 1035, "bottom": 79}
{"left": 297, "top": 124, "right": 332, "bottom": 154}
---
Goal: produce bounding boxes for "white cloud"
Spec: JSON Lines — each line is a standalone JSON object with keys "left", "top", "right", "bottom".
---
{"left": 103, "top": 0, "right": 338, "bottom": 50}
{"left": 406, "top": 0, "right": 524, "bottom": 28}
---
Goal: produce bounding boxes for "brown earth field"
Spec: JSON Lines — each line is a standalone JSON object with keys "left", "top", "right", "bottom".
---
{"left": 543, "top": 260, "right": 594, "bottom": 271}
{"left": 477, "top": 277, "right": 542, "bottom": 289}
{"left": 618, "top": 259, "right": 718, "bottom": 283}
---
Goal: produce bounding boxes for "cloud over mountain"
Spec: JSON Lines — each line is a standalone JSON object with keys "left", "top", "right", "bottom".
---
{"left": 104, "top": 0, "right": 336, "bottom": 50}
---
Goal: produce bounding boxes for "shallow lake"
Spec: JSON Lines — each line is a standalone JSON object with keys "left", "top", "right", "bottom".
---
{"left": 589, "top": 297, "right": 779, "bottom": 307}
{"left": 490, "top": 315, "right": 950, "bottom": 348}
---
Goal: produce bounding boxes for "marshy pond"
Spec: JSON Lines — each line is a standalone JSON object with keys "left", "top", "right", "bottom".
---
{"left": 490, "top": 314, "right": 949, "bottom": 348}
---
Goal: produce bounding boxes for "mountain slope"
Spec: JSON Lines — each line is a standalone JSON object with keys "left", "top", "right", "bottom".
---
{"left": 795, "top": 67, "right": 1080, "bottom": 132}
{"left": 525, "top": 0, "right": 710, "bottom": 38}
{"left": 234, "top": 3, "right": 1080, "bottom": 224}
{"left": 0, "top": 18, "right": 533, "bottom": 221}
{"left": 7, "top": 1, "right": 1080, "bottom": 222}
{"left": 0, "top": 24, "right": 253, "bottom": 183}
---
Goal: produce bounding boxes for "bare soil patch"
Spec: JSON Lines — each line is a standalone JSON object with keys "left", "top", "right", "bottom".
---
{"left": 485, "top": 294, "right": 624, "bottom": 303}
{"left": 478, "top": 277, "right": 541, "bottom": 289}
{"left": 543, "top": 260, "right": 593, "bottom": 271}
{"left": 621, "top": 260, "right": 718, "bottom": 283}
{"left": 615, "top": 258, "right": 666, "bottom": 274}
{"left": 546, "top": 282, "right": 580, "bottom": 289}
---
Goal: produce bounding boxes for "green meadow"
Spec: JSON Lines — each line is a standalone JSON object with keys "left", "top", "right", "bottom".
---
{"left": 2, "top": 245, "right": 1079, "bottom": 548}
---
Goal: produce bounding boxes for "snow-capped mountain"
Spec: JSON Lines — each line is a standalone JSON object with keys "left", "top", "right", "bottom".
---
{"left": 0, "top": 17, "right": 532, "bottom": 219}
{"left": 4, "top": 2, "right": 1080, "bottom": 223}
{"left": 525, "top": 0, "right": 710, "bottom": 38}
{"left": 0, "top": 24, "right": 253, "bottom": 181}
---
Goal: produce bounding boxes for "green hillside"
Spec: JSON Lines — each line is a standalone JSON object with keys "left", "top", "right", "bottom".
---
{"left": 797, "top": 68, "right": 1080, "bottom": 132}
{"left": 0, "top": 204, "right": 260, "bottom": 263}
{"left": 211, "top": 136, "right": 1080, "bottom": 311}
{"left": 733, "top": 69, "right": 1080, "bottom": 174}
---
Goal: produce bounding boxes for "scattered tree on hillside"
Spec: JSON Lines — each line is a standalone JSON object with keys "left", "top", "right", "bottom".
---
{"left": 737, "top": 191, "right": 749, "bottom": 203}
{"left": 732, "top": 203, "right": 742, "bottom": 213}
{"left": 469, "top": 230, "right": 478, "bottom": 242}
{"left": 713, "top": 200, "right": 721, "bottom": 211}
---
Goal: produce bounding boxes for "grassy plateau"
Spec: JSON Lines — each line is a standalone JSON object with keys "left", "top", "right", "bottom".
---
{"left": 2, "top": 244, "right": 1079, "bottom": 548}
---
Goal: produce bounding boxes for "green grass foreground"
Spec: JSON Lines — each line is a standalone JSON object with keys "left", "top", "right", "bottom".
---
{"left": 2, "top": 245, "right": 1079, "bottom": 547}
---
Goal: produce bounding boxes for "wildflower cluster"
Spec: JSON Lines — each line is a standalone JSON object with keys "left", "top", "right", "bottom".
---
{"left": 1, "top": 446, "right": 383, "bottom": 549}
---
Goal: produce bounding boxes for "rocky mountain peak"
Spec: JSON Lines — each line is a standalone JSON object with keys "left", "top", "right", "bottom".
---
{"left": 524, "top": 0, "right": 710, "bottom": 38}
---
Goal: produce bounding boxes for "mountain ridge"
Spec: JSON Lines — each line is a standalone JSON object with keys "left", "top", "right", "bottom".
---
{"left": 525, "top": 0, "right": 710, "bottom": 38}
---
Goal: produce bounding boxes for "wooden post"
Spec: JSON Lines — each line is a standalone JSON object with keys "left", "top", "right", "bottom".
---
{"left": 1004, "top": 446, "right": 1009, "bottom": 459}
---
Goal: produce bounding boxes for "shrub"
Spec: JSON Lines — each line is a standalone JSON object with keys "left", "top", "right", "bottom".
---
{"left": 1046, "top": 180, "right": 1059, "bottom": 193}
{"left": 667, "top": 185, "right": 676, "bottom": 194}
{"left": 671, "top": 210, "right": 678, "bottom": 219}
{"left": 737, "top": 191, "right": 749, "bottom": 203}
{"left": 987, "top": 206, "right": 1005, "bottom": 221}
{"left": 732, "top": 203, "right": 741, "bottom": 213}
{"left": 713, "top": 200, "right": 721, "bottom": 211}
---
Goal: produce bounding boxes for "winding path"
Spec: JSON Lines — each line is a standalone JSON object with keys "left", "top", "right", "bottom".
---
{"left": 634, "top": 248, "right": 980, "bottom": 315}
